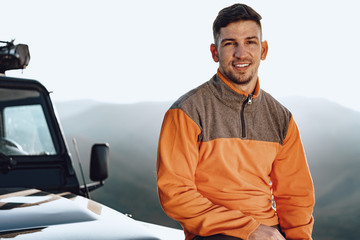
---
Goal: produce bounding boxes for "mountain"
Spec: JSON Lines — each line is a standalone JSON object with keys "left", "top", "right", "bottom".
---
{"left": 54, "top": 97, "right": 360, "bottom": 240}
{"left": 56, "top": 101, "right": 180, "bottom": 228}
{"left": 280, "top": 97, "right": 360, "bottom": 240}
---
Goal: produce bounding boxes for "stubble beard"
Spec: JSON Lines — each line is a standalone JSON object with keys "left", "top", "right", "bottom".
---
{"left": 219, "top": 56, "right": 259, "bottom": 86}
{"left": 224, "top": 67, "right": 257, "bottom": 86}
{"left": 228, "top": 72, "right": 252, "bottom": 85}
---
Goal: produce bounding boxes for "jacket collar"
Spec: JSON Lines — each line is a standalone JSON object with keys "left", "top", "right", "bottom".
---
{"left": 207, "top": 70, "right": 262, "bottom": 110}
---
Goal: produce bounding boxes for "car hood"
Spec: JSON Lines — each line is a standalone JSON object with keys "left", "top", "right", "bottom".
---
{"left": 0, "top": 188, "right": 183, "bottom": 239}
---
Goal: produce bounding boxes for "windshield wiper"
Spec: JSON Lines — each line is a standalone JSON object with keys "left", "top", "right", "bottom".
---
{"left": 0, "top": 152, "right": 17, "bottom": 174}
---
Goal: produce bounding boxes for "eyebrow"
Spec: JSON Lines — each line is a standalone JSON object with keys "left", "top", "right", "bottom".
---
{"left": 246, "top": 36, "right": 259, "bottom": 40}
{"left": 221, "top": 36, "right": 259, "bottom": 44}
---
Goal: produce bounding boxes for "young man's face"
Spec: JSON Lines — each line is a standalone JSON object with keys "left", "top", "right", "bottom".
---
{"left": 211, "top": 20, "right": 268, "bottom": 89}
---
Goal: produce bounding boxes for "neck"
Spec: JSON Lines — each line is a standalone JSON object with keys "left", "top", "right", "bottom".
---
{"left": 232, "top": 79, "right": 257, "bottom": 95}
{"left": 217, "top": 69, "right": 259, "bottom": 96}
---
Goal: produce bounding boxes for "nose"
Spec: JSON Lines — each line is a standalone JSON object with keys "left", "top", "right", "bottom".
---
{"left": 234, "top": 44, "right": 248, "bottom": 59}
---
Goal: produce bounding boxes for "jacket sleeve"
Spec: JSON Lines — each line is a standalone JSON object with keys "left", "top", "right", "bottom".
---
{"left": 270, "top": 116, "right": 315, "bottom": 239}
{"left": 157, "top": 108, "right": 260, "bottom": 239}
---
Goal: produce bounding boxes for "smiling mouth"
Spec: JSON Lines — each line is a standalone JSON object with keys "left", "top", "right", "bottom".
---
{"left": 235, "top": 63, "right": 250, "bottom": 68}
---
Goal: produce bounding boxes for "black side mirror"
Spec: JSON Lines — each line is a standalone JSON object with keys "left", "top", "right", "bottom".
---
{"left": 90, "top": 143, "right": 109, "bottom": 183}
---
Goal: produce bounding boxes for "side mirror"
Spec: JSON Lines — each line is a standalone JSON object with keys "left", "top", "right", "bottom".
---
{"left": 90, "top": 143, "right": 109, "bottom": 183}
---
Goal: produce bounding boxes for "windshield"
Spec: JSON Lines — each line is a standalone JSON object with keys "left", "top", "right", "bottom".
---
{"left": 0, "top": 88, "right": 57, "bottom": 156}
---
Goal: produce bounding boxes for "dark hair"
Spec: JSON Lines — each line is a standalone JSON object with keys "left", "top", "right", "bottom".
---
{"left": 212, "top": 4, "right": 262, "bottom": 46}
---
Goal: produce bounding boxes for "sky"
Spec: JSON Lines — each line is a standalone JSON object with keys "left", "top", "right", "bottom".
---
{"left": 3, "top": 0, "right": 360, "bottom": 112}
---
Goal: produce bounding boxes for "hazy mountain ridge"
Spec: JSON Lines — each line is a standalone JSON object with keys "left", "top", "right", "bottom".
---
{"left": 55, "top": 98, "right": 360, "bottom": 240}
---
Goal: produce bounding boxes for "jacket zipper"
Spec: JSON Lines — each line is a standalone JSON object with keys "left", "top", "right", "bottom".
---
{"left": 240, "top": 94, "right": 253, "bottom": 138}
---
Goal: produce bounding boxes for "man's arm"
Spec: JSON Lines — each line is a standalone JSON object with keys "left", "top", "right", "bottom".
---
{"left": 270, "top": 116, "right": 315, "bottom": 239}
{"left": 157, "top": 109, "right": 259, "bottom": 239}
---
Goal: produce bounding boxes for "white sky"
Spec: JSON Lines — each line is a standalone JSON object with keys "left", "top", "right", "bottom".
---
{"left": 3, "top": 0, "right": 360, "bottom": 112}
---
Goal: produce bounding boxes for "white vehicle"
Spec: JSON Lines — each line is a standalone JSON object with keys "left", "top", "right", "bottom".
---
{"left": 0, "top": 40, "right": 183, "bottom": 239}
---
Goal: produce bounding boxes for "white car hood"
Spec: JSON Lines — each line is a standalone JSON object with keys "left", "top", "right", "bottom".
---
{"left": 0, "top": 188, "right": 184, "bottom": 240}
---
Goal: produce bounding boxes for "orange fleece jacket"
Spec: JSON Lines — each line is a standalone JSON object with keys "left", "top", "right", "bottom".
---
{"left": 157, "top": 73, "right": 315, "bottom": 240}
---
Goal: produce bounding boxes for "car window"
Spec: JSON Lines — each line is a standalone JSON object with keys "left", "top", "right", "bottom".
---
{"left": 2, "top": 102, "right": 56, "bottom": 156}
{"left": 0, "top": 88, "right": 57, "bottom": 156}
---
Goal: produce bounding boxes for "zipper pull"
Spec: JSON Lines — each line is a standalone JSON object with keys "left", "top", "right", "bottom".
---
{"left": 247, "top": 94, "right": 253, "bottom": 104}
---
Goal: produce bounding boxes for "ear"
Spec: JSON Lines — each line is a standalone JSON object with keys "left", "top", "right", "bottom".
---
{"left": 210, "top": 44, "right": 219, "bottom": 62}
{"left": 261, "top": 40, "right": 268, "bottom": 60}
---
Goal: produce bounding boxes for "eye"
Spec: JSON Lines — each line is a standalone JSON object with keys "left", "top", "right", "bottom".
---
{"left": 246, "top": 39, "right": 259, "bottom": 45}
{"left": 223, "top": 42, "right": 235, "bottom": 47}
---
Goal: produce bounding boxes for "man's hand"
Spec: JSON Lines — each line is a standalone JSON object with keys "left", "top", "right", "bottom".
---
{"left": 248, "top": 224, "right": 285, "bottom": 240}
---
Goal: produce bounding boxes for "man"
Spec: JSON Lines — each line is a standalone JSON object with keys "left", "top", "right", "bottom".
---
{"left": 157, "top": 3, "right": 315, "bottom": 240}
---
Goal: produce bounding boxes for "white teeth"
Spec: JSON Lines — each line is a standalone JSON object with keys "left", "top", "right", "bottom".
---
{"left": 236, "top": 64, "right": 249, "bottom": 67}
